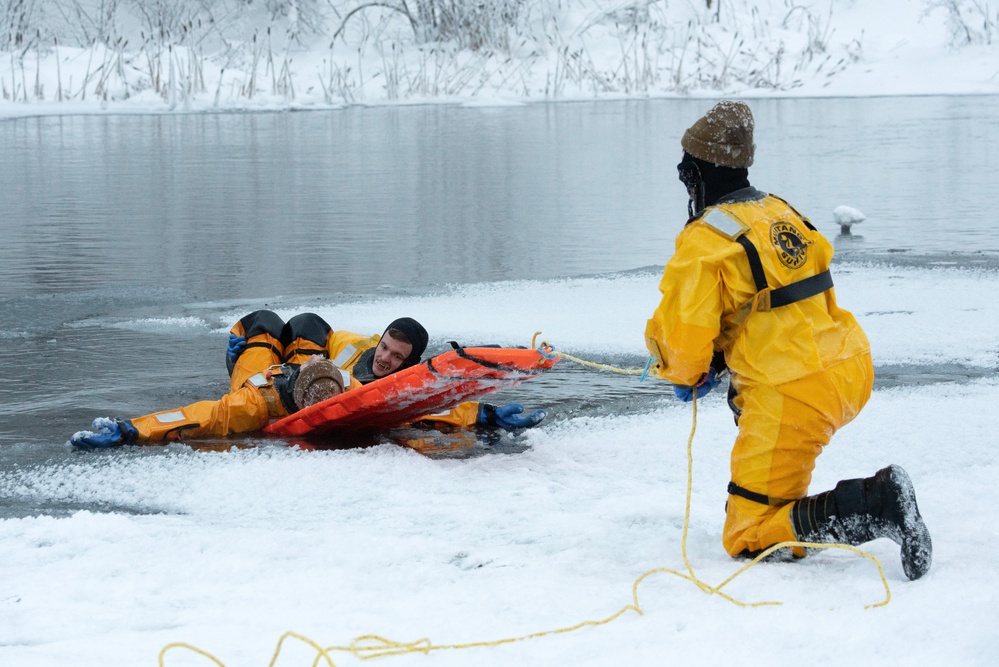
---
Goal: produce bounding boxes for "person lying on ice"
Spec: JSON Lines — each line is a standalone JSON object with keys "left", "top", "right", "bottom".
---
{"left": 70, "top": 309, "right": 546, "bottom": 447}
{"left": 644, "top": 101, "right": 932, "bottom": 580}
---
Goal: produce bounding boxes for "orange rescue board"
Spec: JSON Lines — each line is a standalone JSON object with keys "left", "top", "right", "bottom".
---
{"left": 264, "top": 345, "right": 559, "bottom": 436}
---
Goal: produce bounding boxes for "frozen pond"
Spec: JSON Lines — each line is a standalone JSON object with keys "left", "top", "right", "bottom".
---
{"left": 1, "top": 95, "right": 997, "bottom": 502}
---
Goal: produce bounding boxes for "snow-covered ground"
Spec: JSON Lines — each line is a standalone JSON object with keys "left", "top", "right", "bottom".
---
{"left": 2, "top": 1, "right": 998, "bottom": 665}
{"left": 2, "top": 264, "right": 998, "bottom": 666}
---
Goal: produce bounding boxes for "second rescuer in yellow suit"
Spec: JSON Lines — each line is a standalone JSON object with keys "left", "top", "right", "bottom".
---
{"left": 127, "top": 309, "right": 414, "bottom": 441}
{"left": 645, "top": 101, "right": 932, "bottom": 580}
{"left": 129, "top": 310, "right": 485, "bottom": 442}
{"left": 69, "top": 309, "right": 545, "bottom": 447}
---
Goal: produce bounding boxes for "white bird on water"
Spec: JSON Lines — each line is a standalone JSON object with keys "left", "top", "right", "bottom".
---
{"left": 833, "top": 205, "right": 866, "bottom": 234}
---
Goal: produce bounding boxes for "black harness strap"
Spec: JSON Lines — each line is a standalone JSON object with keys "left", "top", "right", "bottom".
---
{"left": 245, "top": 341, "right": 283, "bottom": 356}
{"left": 735, "top": 235, "right": 768, "bottom": 292}
{"left": 769, "top": 270, "right": 833, "bottom": 308}
{"left": 728, "top": 481, "right": 794, "bottom": 507}
{"left": 734, "top": 233, "right": 833, "bottom": 308}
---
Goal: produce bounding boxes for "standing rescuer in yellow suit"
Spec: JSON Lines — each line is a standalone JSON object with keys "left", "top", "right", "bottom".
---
{"left": 645, "top": 101, "right": 932, "bottom": 580}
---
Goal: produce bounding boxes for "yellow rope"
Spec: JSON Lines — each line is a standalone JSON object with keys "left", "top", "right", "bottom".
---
{"left": 159, "top": 642, "right": 227, "bottom": 666}
{"left": 531, "top": 331, "right": 646, "bottom": 375}
{"left": 159, "top": 341, "right": 892, "bottom": 666}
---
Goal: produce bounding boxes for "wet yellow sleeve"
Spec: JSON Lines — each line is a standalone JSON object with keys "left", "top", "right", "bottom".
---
{"left": 129, "top": 386, "right": 271, "bottom": 443}
{"left": 412, "top": 401, "right": 481, "bottom": 428}
{"left": 645, "top": 224, "right": 739, "bottom": 386}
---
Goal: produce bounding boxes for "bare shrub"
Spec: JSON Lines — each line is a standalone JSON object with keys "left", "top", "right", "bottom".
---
{"left": 927, "top": 0, "right": 999, "bottom": 45}
{"left": 1, "top": 0, "right": 45, "bottom": 50}
{"left": 334, "top": 0, "right": 527, "bottom": 52}
{"left": 54, "top": 0, "right": 122, "bottom": 46}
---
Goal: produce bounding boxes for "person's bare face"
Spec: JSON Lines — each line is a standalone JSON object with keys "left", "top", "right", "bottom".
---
{"left": 372, "top": 335, "right": 413, "bottom": 378}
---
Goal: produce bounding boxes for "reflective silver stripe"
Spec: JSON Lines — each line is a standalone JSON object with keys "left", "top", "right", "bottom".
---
{"left": 154, "top": 410, "right": 186, "bottom": 423}
{"left": 701, "top": 208, "right": 748, "bottom": 240}
{"left": 333, "top": 344, "right": 356, "bottom": 367}
{"left": 247, "top": 372, "right": 270, "bottom": 388}
{"left": 339, "top": 368, "right": 351, "bottom": 386}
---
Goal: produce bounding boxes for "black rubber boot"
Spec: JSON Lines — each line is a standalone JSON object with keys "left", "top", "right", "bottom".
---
{"left": 791, "top": 465, "right": 932, "bottom": 580}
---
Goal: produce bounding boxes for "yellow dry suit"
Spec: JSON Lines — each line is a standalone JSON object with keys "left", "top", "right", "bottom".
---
{"left": 128, "top": 314, "right": 362, "bottom": 442}
{"left": 645, "top": 188, "right": 873, "bottom": 556}
{"left": 129, "top": 311, "right": 479, "bottom": 443}
{"left": 235, "top": 311, "right": 482, "bottom": 427}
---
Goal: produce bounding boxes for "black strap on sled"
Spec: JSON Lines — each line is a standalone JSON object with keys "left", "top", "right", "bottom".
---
{"left": 423, "top": 342, "right": 529, "bottom": 379}
{"left": 448, "top": 341, "right": 507, "bottom": 370}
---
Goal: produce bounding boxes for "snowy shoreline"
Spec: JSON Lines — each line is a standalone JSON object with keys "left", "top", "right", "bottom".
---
{"left": 2, "top": 1, "right": 998, "bottom": 119}
{"left": 3, "top": 88, "right": 999, "bottom": 121}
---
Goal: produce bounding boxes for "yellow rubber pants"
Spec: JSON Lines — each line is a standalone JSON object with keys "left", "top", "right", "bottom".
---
{"left": 722, "top": 352, "right": 874, "bottom": 556}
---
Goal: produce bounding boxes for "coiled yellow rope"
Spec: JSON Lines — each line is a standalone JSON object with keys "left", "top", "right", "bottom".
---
{"left": 158, "top": 338, "right": 891, "bottom": 667}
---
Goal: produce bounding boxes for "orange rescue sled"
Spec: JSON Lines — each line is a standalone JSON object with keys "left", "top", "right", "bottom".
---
{"left": 264, "top": 343, "right": 559, "bottom": 436}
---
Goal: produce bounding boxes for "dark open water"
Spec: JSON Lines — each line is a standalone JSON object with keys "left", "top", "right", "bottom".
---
{"left": 1, "top": 96, "right": 997, "bottom": 511}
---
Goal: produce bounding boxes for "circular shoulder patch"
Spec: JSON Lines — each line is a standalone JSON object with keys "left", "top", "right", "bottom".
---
{"left": 769, "top": 221, "right": 812, "bottom": 269}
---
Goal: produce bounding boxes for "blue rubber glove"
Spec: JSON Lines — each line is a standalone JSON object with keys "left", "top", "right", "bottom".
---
{"left": 69, "top": 418, "right": 138, "bottom": 448}
{"left": 227, "top": 334, "right": 247, "bottom": 365}
{"left": 673, "top": 367, "right": 721, "bottom": 403}
{"left": 478, "top": 403, "right": 547, "bottom": 430}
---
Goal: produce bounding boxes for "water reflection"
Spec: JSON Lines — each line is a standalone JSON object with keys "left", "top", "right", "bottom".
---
{"left": 3, "top": 96, "right": 997, "bottom": 304}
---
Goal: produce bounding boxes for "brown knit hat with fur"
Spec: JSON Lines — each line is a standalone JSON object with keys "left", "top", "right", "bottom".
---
{"left": 681, "top": 101, "right": 755, "bottom": 168}
{"left": 293, "top": 358, "right": 345, "bottom": 410}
